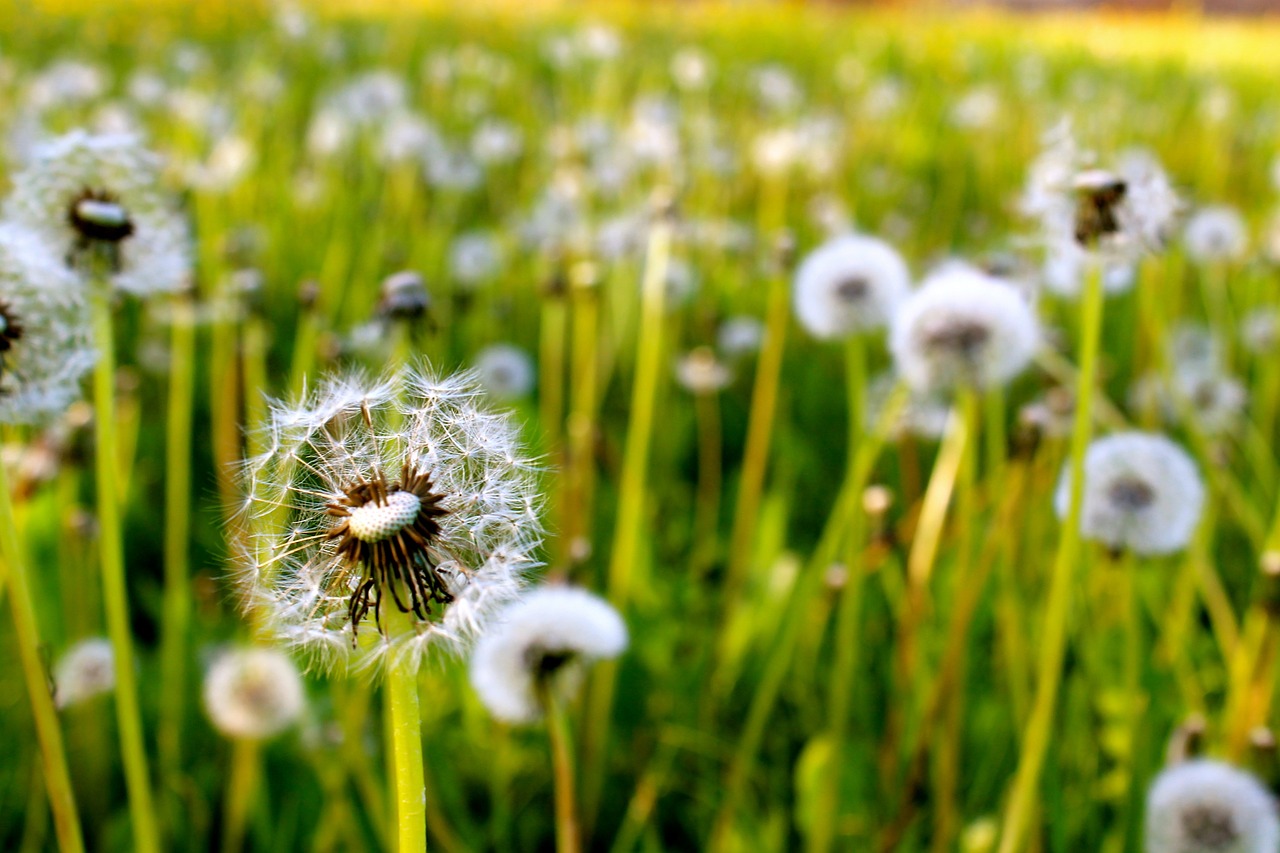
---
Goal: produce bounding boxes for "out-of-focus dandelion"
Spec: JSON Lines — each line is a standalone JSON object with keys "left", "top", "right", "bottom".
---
{"left": 718, "top": 316, "right": 765, "bottom": 358}
{"left": 474, "top": 344, "right": 535, "bottom": 400}
{"left": 1055, "top": 431, "right": 1204, "bottom": 556}
{"left": 1145, "top": 760, "right": 1279, "bottom": 853}
{"left": 4, "top": 131, "right": 190, "bottom": 296}
{"left": 54, "top": 638, "right": 115, "bottom": 710}
{"left": 202, "top": 647, "right": 305, "bottom": 740}
{"left": 676, "top": 347, "right": 733, "bottom": 395}
{"left": 889, "top": 265, "right": 1039, "bottom": 394}
{"left": 1184, "top": 205, "right": 1248, "bottom": 263}
{"left": 793, "top": 234, "right": 911, "bottom": 340}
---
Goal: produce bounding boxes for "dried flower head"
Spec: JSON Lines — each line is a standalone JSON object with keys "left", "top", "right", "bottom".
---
{"left": 793, "top": 234, "right": 910, "bottom": 340}
{"left": 1057, "top": 431, "right": 1204, "bottom": 556}
{"left": 0, "top": 224, "right": 95, "bottom": 423}
{"left": 203, "top": 647, "right": 306, "bottom": 740}
{"left": 233, "top": 367, "right": 541, "bottom": 674}
{"left": 470, "top": 586, "right": 627, "bottom": 724}
{"left": 1145, "top": 760, "right": 1279, "bottom": 853}
{"left": 54, "top": 638, "right": 114, "bottom": 709}
{"left": 4, "top": 131, "right": 190, "bottom": 295}
{"left": 889, "top": 266, "right": 1040, "bottom": 394}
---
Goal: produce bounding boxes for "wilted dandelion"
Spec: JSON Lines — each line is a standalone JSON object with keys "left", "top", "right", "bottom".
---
{"left": 54, "top": 638, "right": 114, "bottom": 710}
{"left": 889, "top": 265, "right": 1039, "bottom": 394}
{"left": 4, "top": 131, "right": 190, "bottom": 295}
{"left": 203, "top": 647, "right": 305, "bottom": 740}
{"left": 792, "top": 234, "right": 911, "bottom": 340}
{"left": 1145, "top": 760, "right": 1279, "bottom": 853}
{"left": 470, "top": 585, "right": 627, "bottom": 725}
{"left": 1055, "top": 431, "right": 1204, "bottom": 556}
{"left": 233, "top": 366, "right": 540, "bottom": 675}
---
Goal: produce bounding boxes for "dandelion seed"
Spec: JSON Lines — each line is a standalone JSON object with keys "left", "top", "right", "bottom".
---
{"left": 470, "top": 586, "right": 626, "bottom": 724}
{"left": 1145, "top": 760, "right": 1279, "bottom": 853}
{"left": 203, "top": 647, "right": 305, "bottom": 740}
{"left": 233, "top": 367, "right": 540, "bottom": 674}
{"left": 54, "top": 638, "right": 114, "bottom": 710}
{"left": 889, "top": 265, "right": 1039, "bottom": 394}
{"left": 793, "top": 234, "right": 911, "bottom": 340}
{"left": 1056, "top": 431, "right": 1204, "bottom": 556}
{"left": 4, "top": 131, "right": 190, "bottom": 295}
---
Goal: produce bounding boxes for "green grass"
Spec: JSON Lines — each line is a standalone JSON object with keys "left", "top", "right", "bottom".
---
{"left": 0, "top": 2, "right": 1279, "bottom": 851}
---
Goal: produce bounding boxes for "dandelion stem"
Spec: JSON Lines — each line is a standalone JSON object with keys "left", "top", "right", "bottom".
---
{"left": 220, "top": 738, "right": 261, "bottom": 853}
{"left": 0, "top": 444, "right": 85, "bottom": 853}
{"left": 386, "top": 613, "right": 427, "bottom": 853}
{"left": 541, "top": 684, "right": 582, "bottom": 853}
{"left": 159, "top": 292, "right": 195, "bottom": 806}
{"left": 809, "top": 334, "right": 868, "bottom": 853}
{"left": 91, "top": 288, "right": 161, "bottom": 853}
{"left": 997, "top": 262, "right": 1104, "bottom": 853}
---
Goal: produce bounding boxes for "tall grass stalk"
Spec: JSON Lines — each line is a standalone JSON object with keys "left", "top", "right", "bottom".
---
{"left": 997, "top": 263, "right": 1105, "bottom": 853}
{"left": 0, "top": 445, "right": 85, "bottom": 853}
{"left": 91, "top": 288, "right": 161, "bottom": 853}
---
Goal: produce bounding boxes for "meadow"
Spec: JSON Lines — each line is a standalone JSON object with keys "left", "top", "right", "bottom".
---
{"left": 1, "top": 2, "right": 1279, "bottom": 851}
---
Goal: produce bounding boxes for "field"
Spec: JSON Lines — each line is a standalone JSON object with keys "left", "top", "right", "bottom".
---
{"left": 1, "top": 2, "right": 1279, "bottom": 851}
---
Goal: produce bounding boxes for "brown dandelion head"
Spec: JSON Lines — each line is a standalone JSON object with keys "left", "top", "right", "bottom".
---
{"left": 67, "top": 188, "right": 135, "bottom": 246}
{"left": 325, "top": 459, "right": 451, "bottom": 638}
{"left": 1180, "top": 802, "right": 1238, "bottom": 849}
{"left": 1072, "top": 169, "right": 1127, "bottom": 247}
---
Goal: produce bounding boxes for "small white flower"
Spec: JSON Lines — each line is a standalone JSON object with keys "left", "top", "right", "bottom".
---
{"left": 676, "top": 348, "right": 732, "bottom": 395}
{"left": 671, "top": 48, "right": 711, "bottom": 91}
{"left": 54, "top": 638, "right": 114, "bottom": 710}
{"left": 890, "top": 266, "right": 1040, "bottom": 393}
{"left": 470, "top": 586, "right": 627, "bottom": 724}
{"left": 1184, "top": 205, "right": 1248, "bottom": 263}
{"left": 793, "top": 234, "right": 911, "bottom": 340}
{"left": 474, "top": 344, "right": 535, "bottom": 400}
{"left": 1056, "top": 431, "right": 1204, "bottom": 556}
{"left": 4, "top": 131, "right": 191, "bottom": 296}
{"left": 1145, "top": 759, "right": 1279, "bottom": 853}
{"left": 203, "top": 647, "right": 306, "bottom": 740}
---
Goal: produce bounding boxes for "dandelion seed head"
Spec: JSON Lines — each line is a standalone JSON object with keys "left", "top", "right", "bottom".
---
{"left": 54, "top": 638, "right": 114, "bottom": 710}
{"left": 1184, "top": 205, "right": 1248, "bottom": 263}
{"left": 473, "top": 344, "right": 534, "bottom": 401}
{"left": 469, "top": 586, "right": 626, "bottom": 724}
{"left": 793, "top": 234, "right": 911, "bottom": 340}
{"left": 1145, "top": 760, "right": 1279, "bottom": 853}
{"left": 1057, "top": 431, "right": 1204, "bottom": 556}
{"left": 890, "top": 266, "right": 1039, "bottom": 394}
{"left": 203, "top": 647, "right": 306, "bottom": 740}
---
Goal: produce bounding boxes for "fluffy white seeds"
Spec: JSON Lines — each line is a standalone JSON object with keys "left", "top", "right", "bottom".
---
{"left": 1145, "top": 760, "right": 1279, "bottom": 853}
{"left": 889, "top": 266, "right": 1040, "bottom": 394}
{"left": 1184, "top": 205, "right": 1248, "bottom": 263}
{"left": 54, "top": 638, "right": 115, "bottom": 709}
{"left": 203, "top": 647, "right": 306, "bottom": 740}
{"left": 4, "top": 131, "right": 191, "bottom": 296}
{"left": 473, "top": 344, "right": 535, "bottom": 400}
{"left": 793, "top": 234, "right": 911, "bottom": 340}
{"left": 470, "top": 586, "right": 627, "bottom": 724}
{"left": 1056, "top": 431, "right": 1204, "bottom": 556}
{"left": 233, "top": 367, "right": 541, "bottom": 675}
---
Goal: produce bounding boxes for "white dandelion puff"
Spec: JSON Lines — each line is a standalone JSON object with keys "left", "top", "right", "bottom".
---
{"left": 203, "top": 647, "right": 306, "bottom": 740}
{"left": 470, "top": 586, "right": 627, "bottom": 724}
{"left": 1145, "top": 759, "right": 1279, "bottom": 853}
{"left": 473, "top": 344, "right": 535, "bottom": 401}
{"left": 676, "top": 347, "right": 733, "bottom": 395}
{"left": 4, "top": 131, "right": 191, "bottom": 296}
{"left": 793, "top": 234, "right": 911, "bottom": 340}
{"left": 889, "top": 266, "right": 1040, "bottom": 394}
{"left": 232, "top": 366, "right": 541, "bottom": 676}
{"left": 1056, "top": 431, "right": 1204, "bottom": 556}
{"left": 54, "top": 638, "right": 114, "bottom": 710}
{"left": 1184, "top": 205, "right": 1249, "bottom": 263}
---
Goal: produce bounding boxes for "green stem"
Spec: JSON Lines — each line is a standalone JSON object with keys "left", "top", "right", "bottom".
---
{"left": 91, "top": 289, "right": 161, "bottom": 853}
{"left": 541, "top": 685, "right": 582, "bottom": 853}
{"left": 220, "top": 738, "right": 261, "bottom": 853}
{"left": 159, "top": 294, "right": 196, "bottom": 803}
{"left": 386, "top": 618, "right": 427, "bottom": 853}
{"left": 0, "top": 451, "right": 85, "bottom": 853}
{"left": 997, "top": 263, "right": 1104, "bottom": 853}
{"left": 809, "top": 335, "right": 868, "bottom": 853}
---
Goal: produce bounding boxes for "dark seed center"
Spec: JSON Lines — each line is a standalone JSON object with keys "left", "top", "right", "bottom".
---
{"left": 834, "top": 275, "right": 869, "bottom": 303}
{"left": 924, "top": 320, "right": 990, "bottom": 360}
{"left": 1180, "top": 803, "right": 1238, "bottom": 849}
{"left": 1108, "top": 476, "right": 1155, "bottom": 511}
{"left": 526, "top": 645, "right": 575, "bottom": 677}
